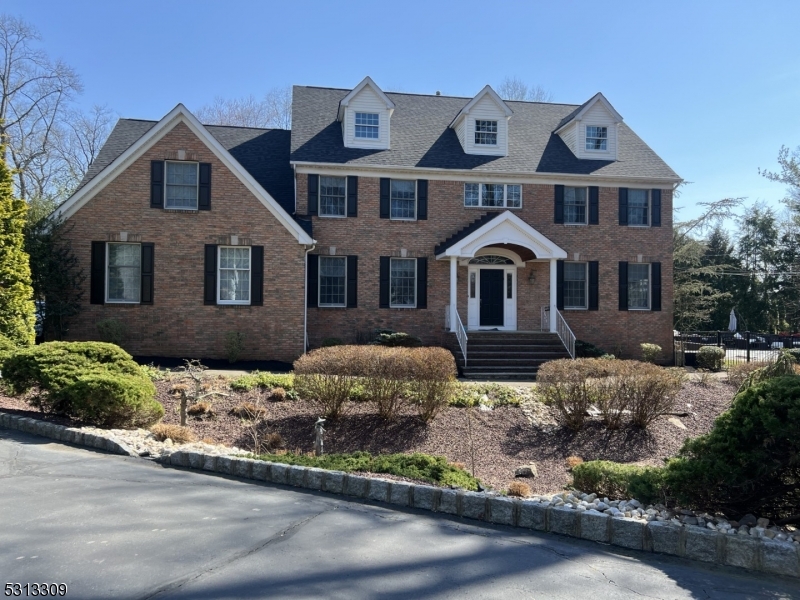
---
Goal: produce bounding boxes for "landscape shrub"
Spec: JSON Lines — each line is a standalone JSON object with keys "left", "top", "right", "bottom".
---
{"left": 293, "top": 346, "right": 363, "bottom": 419}
{"left": 536, "top": 359, "right": 605, "bottom": 430}
{"left": 507, "top": 481, "right": 531, "bottom": 497}
{"left": 640, "top": 343, "right": 662, "bottom": 364}
{"left": 224, "top": 331, "right": 245, "bottom": 363}
{"left": 96, "top": 318, "right": 128, "bottom": 347}
{"left": 664, "top": 375, "right": 800, "bottom": 519}
{"left": 360, "top": 347, "right": 411, "bottom": 420}
{"left": 406, "top": 347, "right": 457, "bottom": 422}
{"left": 726, "top": 362, "right": 767, "bottom": 388}
{"left": 229, "top": 371, "right": 295, "bottom": 392}
{"left": 697, "top": 345, "right": 725, "bottom": 371}
{"left": 321, "top": 337, "right": 344, "bottom": 347}
{"left": 251, "top": 450, "right": 480, "bottom": 490}
{"left": 575, "top": 339, "right": 609, "bottom": 358}
{"left": 269, "top": 387, "right": 287, "bottom": 402}
{"left": 572, "top": 460, "right": 665, "bottom": 505}
{"left": 592, "top": 362, "right": 634, "bottom": 430}
{"left": 373, "top": 331, "right": 422, "bottom": 348}
{"left": 0, "top": 332, "right": 18, "bottom": 365}
{"left": 151, "top": 423, "right": 196, "bottom": 444}
{"left": 783, "top": 348, "right": 800, "bottom": 363}
{"left": 186, "top": 401, "right": 212, "bottom": 416}
{"left": 627, "top": 364, "right": 684, "bottom": 428}
{"left": 450, "top": 382, "right": 521, "bottom": 407}
{"left": 65, "top": 373, "right": 162, "bottom": 428}
{"left": 140, "top": 363, "right": 167, "bottom": 381}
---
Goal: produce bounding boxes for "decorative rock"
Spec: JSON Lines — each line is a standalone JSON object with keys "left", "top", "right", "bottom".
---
{"left": 684, "top": 527, "right": 719, "bottom": 563}
{"left": 366, "top": 479, "right": 390, "bottom": 503}
{"left": 757, "top": 517, "right": 770, "bottom": 528}
{"left": 611, "top": 517, "right": 645, "bottom": 550}
{"left": 581, "top": 510, "right": 610, "bottom": 542}
{"left": 413, "top": 485, "right": 437, "bottom": 511}
{"left": 437, "top": 489, "right": 459, "bottom": 515}
{"left": 461, "top": 491, "right": 487, "bottom": 520}
{"left": 514, "top": 464, "right": 538, "bottom": 478}
{"left": 740, "top": 514, "right": 758, "bottom": 527}
{"left": 488, "top": 497, "right": 515, "bottom": 526}
{"left": 388, "top": 482, "right": 413, "bottom": 507}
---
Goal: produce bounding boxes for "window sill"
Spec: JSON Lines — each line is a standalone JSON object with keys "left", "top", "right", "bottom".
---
{"left": 164, "top": 207, "right": 199, "bottom": 213}
{"left": 216, "top": 302, "right": 252, "bottom": 307}
{"left": 318, "top": 305, "right": 348, "bottom": 309}
{"left": 563, "top": 222, "right": 588, "bottom": 226}
{"left": 389, "top": 218, "right": 417, "bottom": 222}
{"left": 627, "top": 225, "right": 651, "bottom": 228}
{"left": 318, "top": 214, "right": 348, "bottom": 219}
{"left": 564, "top": 307, "right": 588, "bottom": 311}
{"left": 388, "top": 305, "right": 416, "bottom": 309}
{"left": 627, "top": 308, "right": 651, "bottom": 312}
{"left": 464, "top": 205, "right": 522, "bottom": 210}
{"left": 104, "top": 301, "right": 140, "bottom": 306}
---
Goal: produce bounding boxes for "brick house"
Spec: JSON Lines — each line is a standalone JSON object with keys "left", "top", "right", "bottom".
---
{"left": 58, "top": 77, "right": 680, "bottom": 374}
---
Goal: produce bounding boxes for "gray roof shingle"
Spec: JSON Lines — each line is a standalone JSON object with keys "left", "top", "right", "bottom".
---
{"left": 290, "top": 86, "right": 680, "bottom": 181}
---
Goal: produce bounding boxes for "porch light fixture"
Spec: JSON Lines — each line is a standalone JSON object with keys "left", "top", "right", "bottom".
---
{"left": 528, "top": 271, "right": 536, "bottom": 284}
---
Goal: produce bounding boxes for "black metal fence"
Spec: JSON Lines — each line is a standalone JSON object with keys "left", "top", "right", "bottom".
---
{"left": 674, "top": 331, "right": 800, "bottom": 367}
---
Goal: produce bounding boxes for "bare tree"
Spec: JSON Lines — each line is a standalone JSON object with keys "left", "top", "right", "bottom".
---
{"left": 496, "top": 76, "right": 553, "bottom": 103}
{"left": 0, "top": 14, "right": 82, "bottom": 200}
{"left": 195, "top": 86, "right": 292, "bottom": 129}
{"left": 53, "top": 104, "right": 115, "bottom": 196}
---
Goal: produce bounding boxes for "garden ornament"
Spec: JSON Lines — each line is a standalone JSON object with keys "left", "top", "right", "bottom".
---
{"left": 314, "top": 417, "right": 326, "bottom": 456}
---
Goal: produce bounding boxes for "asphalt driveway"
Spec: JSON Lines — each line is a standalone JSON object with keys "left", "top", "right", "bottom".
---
{"left": 1, "top": 427, "right": 797, "bottom": 599}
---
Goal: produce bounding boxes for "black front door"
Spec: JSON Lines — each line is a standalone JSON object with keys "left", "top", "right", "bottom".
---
{"left": 479, "top": 269, "right": 504, "bottom": 327}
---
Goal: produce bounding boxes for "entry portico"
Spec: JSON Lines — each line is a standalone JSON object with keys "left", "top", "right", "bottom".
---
{"left": 435, "top": 211, "right": 568, "bottom": 333}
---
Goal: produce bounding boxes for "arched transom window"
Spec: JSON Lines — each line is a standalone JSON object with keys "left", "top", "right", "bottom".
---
{"left": 469, "top": 255, "right": 514, "bottom": 265}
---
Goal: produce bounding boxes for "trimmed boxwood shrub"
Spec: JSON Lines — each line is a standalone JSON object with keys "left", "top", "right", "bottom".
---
{"left": 374, "top": 332, "right": 423, "bottom": 348}
{"left": 664, "top": 375, "right": 800, "bottom": 519}
{"left": 65, "top": 373, "right": 162, "bottom": 428}
{"left": 572, "top": 460, "right": 665, "bottom": 505}
{"left": 697, "top": 345, "right": 725, "bottom": 371}
{"left": 575, "top": 339, "right": 608, "bottom": 358}
{"left": 229, "top": 371, "right": 295, "bottom": 393}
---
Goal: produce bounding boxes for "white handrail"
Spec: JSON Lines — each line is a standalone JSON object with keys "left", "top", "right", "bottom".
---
{"left": 454, "top": 309, "right": 468, "bottom": 367}
{"left": 554, "top": 308, "right": 576, "bottom": 359}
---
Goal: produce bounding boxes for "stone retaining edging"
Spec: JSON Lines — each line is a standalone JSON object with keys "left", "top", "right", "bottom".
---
{"left": 1, "top": 410, "right": 798, "bottom": 579}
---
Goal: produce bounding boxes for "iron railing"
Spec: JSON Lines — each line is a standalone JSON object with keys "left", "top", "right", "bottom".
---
{"left": 444, "top": 305, "right": 468, "bottom": 367}
{"left": 673, "top": 331, "right": 800, "bottom": 366}
{"left": 541, "top": 306, "right": 576, "bottom": 358}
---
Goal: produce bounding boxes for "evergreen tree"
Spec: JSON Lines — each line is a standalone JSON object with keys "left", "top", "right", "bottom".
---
{"left": 702, "top": 225, "right": 740, "bottom": 330}
{"left": 0, "top": 144, "right": 35, "bottom": 345}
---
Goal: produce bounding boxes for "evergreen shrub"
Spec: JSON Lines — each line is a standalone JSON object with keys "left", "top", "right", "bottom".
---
{"left": 697, "top": 345, "right": 725, "bottom": 371}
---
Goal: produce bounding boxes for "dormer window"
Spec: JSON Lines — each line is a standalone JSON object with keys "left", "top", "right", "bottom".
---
{"left": 355, "top": 112, "right": 379, "bottom": 139}
{"left": 165, "top": 161, "right": 199, "bottom": 209}
{"left": 475, "top": 120, "right": 498, "bottom": 145}
{"left": 585, "top": 126, "right": 608, "bottom": 151}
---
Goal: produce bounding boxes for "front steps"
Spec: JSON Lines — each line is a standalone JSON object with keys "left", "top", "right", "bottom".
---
{"left": 451, "top": 331, "right": 570, "bottom": 380}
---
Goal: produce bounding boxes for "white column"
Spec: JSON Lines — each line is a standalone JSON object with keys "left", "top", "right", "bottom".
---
{"left": 449, "top": 256, "right": 458, "bottom": 332}
{"left": 549, "top": 258, "right": 557, "bottom": 332}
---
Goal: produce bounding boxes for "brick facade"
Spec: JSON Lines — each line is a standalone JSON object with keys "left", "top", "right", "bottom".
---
{"left": 300, "top": 174, "right": 674, "bottom": 360}
{"left": 62, "top": 122, "right": 306, "bottom": 363}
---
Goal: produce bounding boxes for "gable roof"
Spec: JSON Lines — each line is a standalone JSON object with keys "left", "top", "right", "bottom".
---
{"left": 450, "top": 85, "right": 513, "bottom": 127}
{"left": 290, "top": 87, "right": 680, "bottom": 182}
{"left": 553, "top": 92, "right": 623, "bottom": 134}
{"left": 63, "top": 105, "right": 313, "bottom": 244}
{"left": 336, "top": 76, "right": 395, "bottom": 121}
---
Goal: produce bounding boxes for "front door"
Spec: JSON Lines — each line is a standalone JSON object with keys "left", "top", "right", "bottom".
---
{"left": 479, "top": 269, "right": 504, "bottom": 326}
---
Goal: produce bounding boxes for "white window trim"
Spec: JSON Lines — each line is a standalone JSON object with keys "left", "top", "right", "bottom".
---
{"left": 463, "top": 183, "right": 523, "bottom": 209}
{"left": 564, "top": 186, "right": 589, "bottom": 226}
{"left": 627, "top": 189, "right": 651, "bottom": 228}
{"left": 474, "top": 119, "right": 498, "bottom": 146}
{"left": 164, "top": 161, "right": 199, "bottom": 210}
{"left": 105, "top": 242, "right": 141, "bottom": 304}
{"left": 584, "top": 125, "right": 608, "bottom": 152}
{"left": 354, "top": 112, "right": 380, "bottom": 139}
{"left": 318, "top": 176, "right": 348, "bottom": 219}
{"left": 318, "top": 256, "right": 347, "bottom": 308}
{"left": 389, "top": 257, "right": 417, "bottom": 309}
{"left": 217, "top": 245, "right": 251, "bottom": 306}
{"left": 563, "top": 261, "right": 588, "bottom": 310}
{"left": 628, "top": 263, "right": 651, "bottom": 311}
{"left": 389, "top": 179, "right": 417, "bottom": 221}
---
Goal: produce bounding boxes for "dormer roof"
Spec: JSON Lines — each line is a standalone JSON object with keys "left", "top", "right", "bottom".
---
{"left": 449, "top": 85, "right": 513, "bottom": 127}
{"left": 553, "top": 92, "right": 623, "bottom": 134}
{"left": 336, "top": 76, "right": 395, "bottom": 122}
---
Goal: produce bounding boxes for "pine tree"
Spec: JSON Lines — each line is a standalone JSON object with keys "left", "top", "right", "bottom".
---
{"left": 0, "top": 145, "right": 36, "bottom": 345}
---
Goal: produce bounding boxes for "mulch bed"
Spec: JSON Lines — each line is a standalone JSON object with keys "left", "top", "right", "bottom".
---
{"left": 0, "top": 378, "right": 736, "bottom": 494}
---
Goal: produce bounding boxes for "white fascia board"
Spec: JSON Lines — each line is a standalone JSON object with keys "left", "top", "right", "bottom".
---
{"left": 436, "top": 210, "right": 568, "bottom": 260}
{"left": 58, "top": 104, "right": 314, "bottom": 245}
{"left": 290, "top": 161, "right": 682, "bottom": 187}
{"left": 337, "top": 76, "right": 396, "bottom": 121}
{"left": 449, "top": 85, "right": 513, "bottom": 128}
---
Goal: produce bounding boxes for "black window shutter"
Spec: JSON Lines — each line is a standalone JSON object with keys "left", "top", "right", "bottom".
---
{"left": 90, "top": 241, "right": 106, "bottom": 304}
{"left": 589, "top": 186, "right": 599, "bottom": 225}
{"left": 651, "top": 262, "right": 662, "bottom": 311}
{"left": 198, "top": 163, "right": 211, "bottom": 210}
{"left": 308, "top": 174, "right": 318, "bottom": 216}
{"left": 380, "top": 178, "right": 390, "bottom": 219}
{"left": 619, "top": 188, "right": 628, "bottom": 226}
{"left": 346, "top": 255, "right": 357, "bottom": 308}
{"left": 307, "top": 254, "right": 319, "bottom": 308}
{"left": 204, "top": 245, "right": 218, "bottom": 305}
{"left": 251, "top": 246, "right": 264, "bottom": 306}
{"left": 140, "top": 243, "right": 154, "bottom": 305}
{"left": 588, "top": 261, "right": 599, "bottom": 311}
{"left": 651, "top": 189, "right": 662, "bottom": 227}
{"left": 619, "top": 261, "right": 629, "bottom": 311}
{"left": 417, "top": 179, "right": 428, "bottom": 220}
{"left": 556, "top": 260, "right": 564, "bottom": 310}
{"left": 347, "top": 176, "right": 358, "bottom": 217}
{"left": 416, "top": 257, "right": 427, "bottom": 309}
{"left": 379, "top": 257, "right": 390, "bottom": 308}
{"left": 150, "top": 161, "right": 164, "bottom": 208}
{"left": 554, "top": 184, "right": 564, "bottom": 224}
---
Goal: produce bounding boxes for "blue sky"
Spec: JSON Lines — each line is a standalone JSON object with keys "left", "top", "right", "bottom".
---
{"left": 8, "top": 0, "right": 800, "bottom": 223}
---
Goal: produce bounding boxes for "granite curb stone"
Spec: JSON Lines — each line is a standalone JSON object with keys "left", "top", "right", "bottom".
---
{"left": 519, "top": 501, "right": 548, "bottom": 531}
{"left": 366, "top": 479, "right": 390, "bottom": 502}
{"left": 322, "top": 470, "right": 344, "bottom": 494}
{"left": 344, "top": 474, "right": 369, "bottom": 498}
{"left": 488, "top": 497, "right": 516, "bottom": 526}
{"left": 549, "top": 506, "right": 580, "bottom": 537}
{"left": 647, "top": 521, "right": 682, "bottom": 556}
{"left": 389, "top": 482, "right": 413, "bottom": 507}
{"left": 288, "top": 465, "right": 307, "bottom": 487}
{"left": 437, "top": 489, "right": 459, "bottom": 515}
{"left": 761, "top": 540, "right": 800, "bottom": 577}
{"left": 580, "top": 510, "right": 611, "bottom": 543}
{"left": 611, "top": 517, "right": 645, "bottom": 550}
{"left": 413, "top": 485, "right": 438, "bottom": 511}
{"left": 684, "top": 526, "right": 719, "bottom": 563}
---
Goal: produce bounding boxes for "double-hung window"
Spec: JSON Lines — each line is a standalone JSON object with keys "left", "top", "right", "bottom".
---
{"left": 218, "top": 246, "right": 251, "bottom": 305}
{"left": 585, "top": 126, "right": 608, "bottom": 151}
{"left": 464, "top": 183, "right": 522, "bottom": 208}
{"left": 390, "top": 258, "right": 416, "bottom": 308}
{"left": 319, "top": 176, "right": 346, "bottom": 217}
{"left": 165, "top": 161, "right": 199, "bottom": 209}
{"left": 106, "top": 243, "right": 141, "bottom": 303}
{"left": 474, "top": 120, "right": 497, "bottom": 145}
{"left": 355, "top": 112, "right": 379, "bottom": 139}
{"left": 390, "top": 180, "right": 416, "bottom": 220}
{"left": 628, "top": 263, "right": 650, "bottom": 310}
{"left": 628, "top": 189, "right": 649, "bottom": 226}
{"left": 564, "top": 262, "right": 588, "bottom": 309}
{"left": 564, "top": 187, "right": 587, "bottom": 224}
{"left": 319, "top": 257, "right": 346, "bottom": 307}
